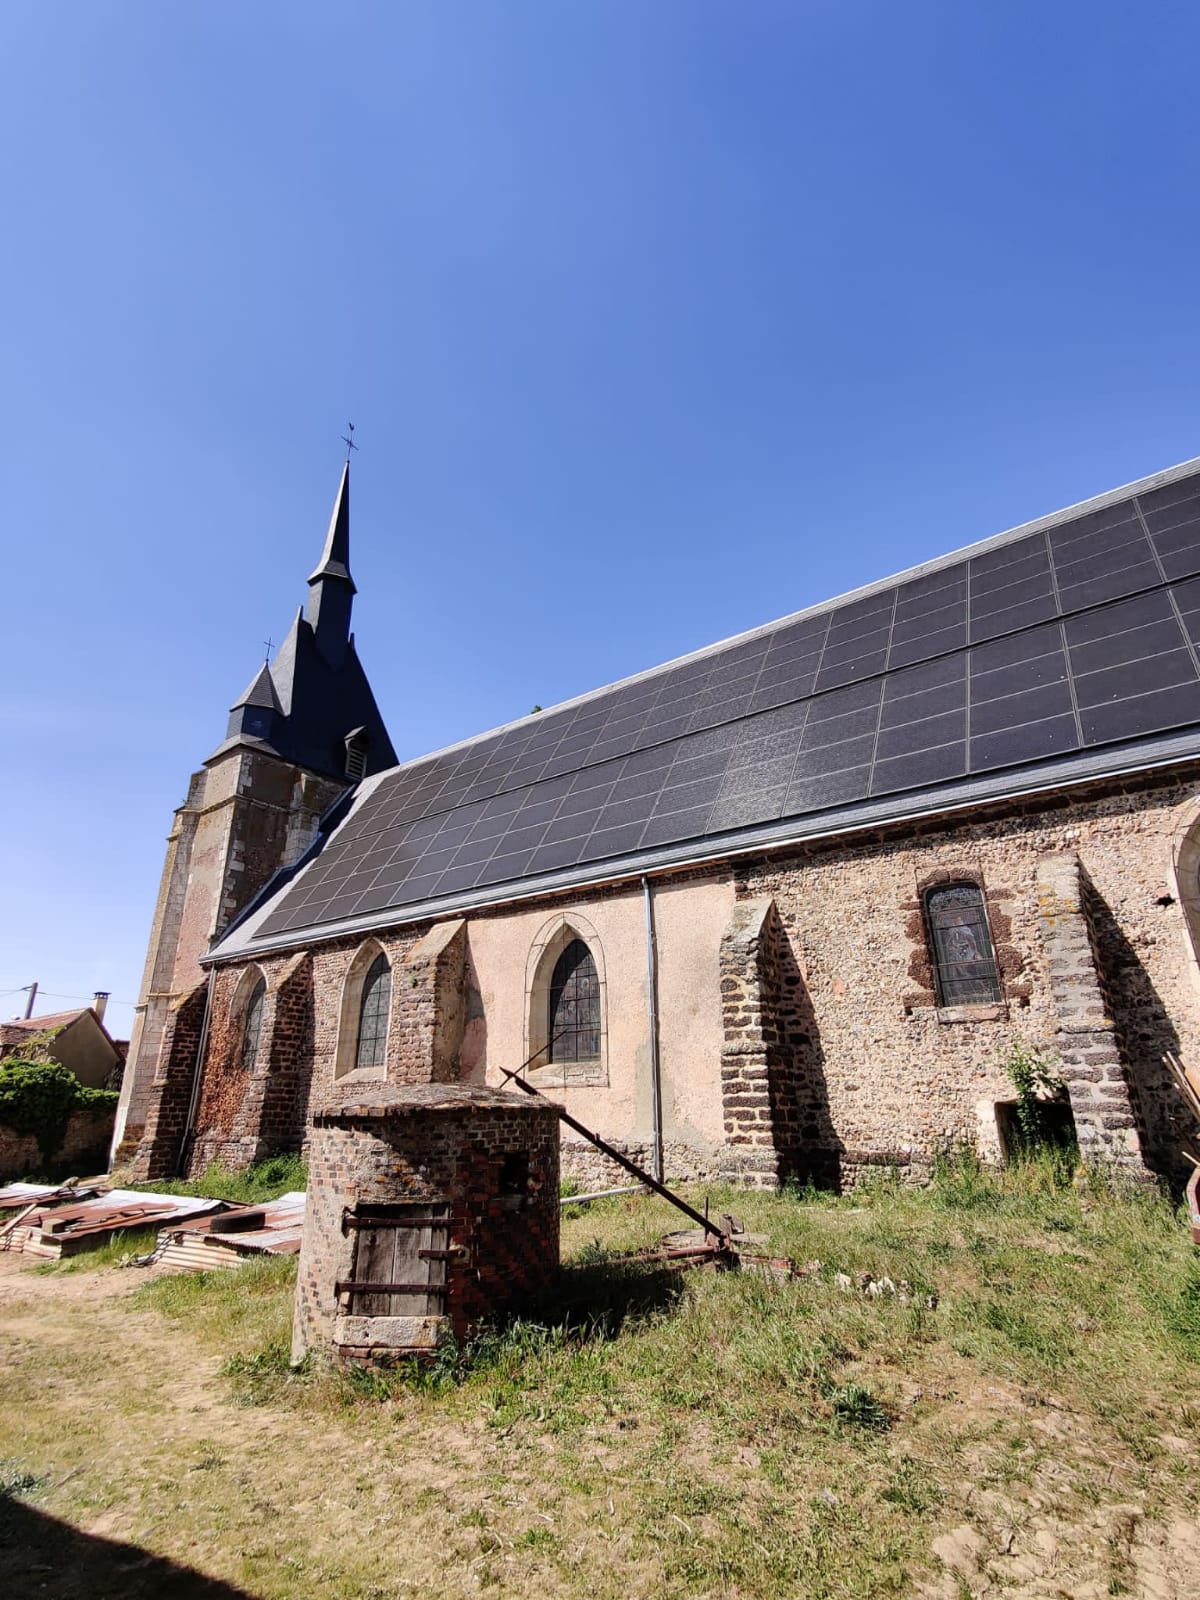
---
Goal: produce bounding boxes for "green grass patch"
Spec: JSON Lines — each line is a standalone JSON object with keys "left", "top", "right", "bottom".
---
{"left": 114, "top": 1162, "right": 1200, "bottom": 1598}
{"left": 135, "top": 1253, "right": 297, "bottom": 1360}
{"left": 33, "top": 1226, "right": 162, "bottom": 1274}
{"left": 128, "top": 1152, "right": 306, "bottom": 1205}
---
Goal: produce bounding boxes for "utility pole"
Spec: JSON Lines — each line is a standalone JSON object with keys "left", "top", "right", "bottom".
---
{"left": 22, "top": 982, "right": 37, "bottom": 1020}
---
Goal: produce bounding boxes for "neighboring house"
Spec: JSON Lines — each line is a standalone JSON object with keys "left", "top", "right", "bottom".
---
{"left": 1, "top": 997, "right": 124, "bottom": 1090}
{"left": 118, "top": 456, "right": 1200, "bottom": 1190}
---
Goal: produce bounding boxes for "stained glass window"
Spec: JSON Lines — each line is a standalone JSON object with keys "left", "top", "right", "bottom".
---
{"left": 548, "top": 939, "right": 601, "bottom": 1063}
{"left": 355, "top": 953, "right": 391, "bottom": 1070}
{"left": 240, "top": 978, "right": 266, "bottom": 1071}
{"left": 925, "top": 883, "right": 1002, "bottom": 1006}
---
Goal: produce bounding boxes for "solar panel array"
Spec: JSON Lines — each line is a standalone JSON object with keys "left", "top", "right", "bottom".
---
{"left": 257, "top": 469, "right": 1200, "bottom": 939}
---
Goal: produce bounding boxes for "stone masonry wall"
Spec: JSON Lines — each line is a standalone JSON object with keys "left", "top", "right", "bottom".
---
{"left": 1035, "top": 854, "right": 1148, "bottom": 1172}
{"left": 737, "top": 770, "right": 1200, "bottom": 1185}
{"left": 187, "top": 952, "right": 317, "bottom": 1172}
{"left": 179, "top": 767, "right": 1200, "bottom": 1191}
{"left": 180, "top": 916, "right": 476, "bottom": 1175}
{"left": 559, "top": 1138, "right": 720, "bottom": 1192}
{"left": 122, "top": 750, "right": 346, "bottom": 1172}
{"left": 0, "top": 1107, "right": 116, "bottom": 1182}
{"left": 718, "top": 899, "right": 782, "bottom": 1188}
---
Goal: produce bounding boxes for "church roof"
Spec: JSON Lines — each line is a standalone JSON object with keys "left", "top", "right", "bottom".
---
{"left": 307, "top": 461, "right": 356, "bottom": 590}
{"left": 212, "top": 455, "right": 1200, "bottom": 961}
{"left": 211, "top": 464, "right": 396, "bottom": 781}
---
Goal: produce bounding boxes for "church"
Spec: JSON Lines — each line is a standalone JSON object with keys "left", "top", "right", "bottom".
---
{"left": 113, "top": 456, "right": 1200, "bottom": 1192}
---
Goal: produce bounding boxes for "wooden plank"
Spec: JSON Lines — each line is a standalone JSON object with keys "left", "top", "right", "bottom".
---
{"left": 336, "top": 1280, "right": 449, "bottom": 1297}
{"left": 343, "top": 1202, "right": 451, "bottom": 1317}
{"left": 388, "top": 1218, "right": 427, "bottom": 1315}
{"left": 1164, "top": 1052, "right": 1200, "bottom": 1122}
{"left": 354, "top": 1225, "right": 397, "bottom": 1317}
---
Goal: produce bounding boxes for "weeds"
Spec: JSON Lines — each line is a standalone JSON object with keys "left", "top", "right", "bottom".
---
{"left": 128, "top": 1152, "right": 306, "bottom": 1205}
{"left": 0, "top": 1460, "right": 42, "bottom": 1500}
{"left": 1151, "top": 1256, "right": 1200, "bottom": 1361}
{"left": 827, "top": 1381, "right": 892, "bottom": 1432}
{"left": 33, "top": 1226, "right": 161, "bottom": 1274}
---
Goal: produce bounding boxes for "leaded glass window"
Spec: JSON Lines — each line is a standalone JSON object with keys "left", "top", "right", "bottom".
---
{"left": 548, "top": 939, "right": 601, "bottom": 1063}
{"left": 925, "top": 883, "right": 1002, "bottom": 1006}
{"left": 355, "top": 953, "right": 391, "bottom": 1070}
{"left": 240, "top": 978, "right": 266, "bottom": 1071}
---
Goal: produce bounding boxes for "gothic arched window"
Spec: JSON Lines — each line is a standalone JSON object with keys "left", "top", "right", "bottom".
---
{"left": 925, "top": 882, "right": 1002, "bottom": 1006}
{"left": 355, "top": 952, "right": 391, "bottom": 1071}
{"left": 240, "top": 977, "right": 266, "bottom": 1071}
{"left": 548, "top": 939, "right": 601, "bottom": 1063}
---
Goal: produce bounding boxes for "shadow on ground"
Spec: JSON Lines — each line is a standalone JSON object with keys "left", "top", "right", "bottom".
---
{"left": 533, "top": 1251, "right": 691, "bottom": 1335}
{"left": 0, "top": 1497, "right": 257, "bottom": 1600}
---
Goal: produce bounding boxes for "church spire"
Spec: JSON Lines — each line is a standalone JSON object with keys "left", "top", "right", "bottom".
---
{"left": 305, "top": 460, "right": 356, "bottom": 665}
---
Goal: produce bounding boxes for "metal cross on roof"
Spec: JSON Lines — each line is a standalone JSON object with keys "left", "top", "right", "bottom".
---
{"left": 341, "top": 422, "right": 358, "bottom": 461}
{"left": 263, "top": 636, "right": 274, "bottom": 664}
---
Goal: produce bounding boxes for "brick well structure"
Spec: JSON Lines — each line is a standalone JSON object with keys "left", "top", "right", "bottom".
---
{"left": 293, "top": 1085, "right": 560, "bottom": 1365}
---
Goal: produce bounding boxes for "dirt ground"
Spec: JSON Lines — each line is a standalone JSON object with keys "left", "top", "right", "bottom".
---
{"left": 1, "top": 1218, "right": 1199, "bottom": 1600}
{"left": 0, "top": 1255, "right": 537, "bottom": 1598}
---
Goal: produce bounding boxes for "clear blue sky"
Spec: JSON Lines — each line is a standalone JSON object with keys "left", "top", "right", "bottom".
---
{"left": 2, "top": 2, "right": 1198, "bottom": 1042}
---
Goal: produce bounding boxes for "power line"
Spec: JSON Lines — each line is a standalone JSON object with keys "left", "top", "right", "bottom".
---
{"left": 1, "top": 987, "right": 137, "bottom": 1007}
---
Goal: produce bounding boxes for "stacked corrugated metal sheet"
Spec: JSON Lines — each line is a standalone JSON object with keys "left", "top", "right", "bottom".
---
{"left": 0, "top": 1183, "right": 224, "bottom": 1258}
{"left": 157, "top": 1191, "right": 306, "bottom": 1271}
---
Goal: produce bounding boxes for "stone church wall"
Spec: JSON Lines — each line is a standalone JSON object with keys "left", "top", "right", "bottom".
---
{"left": 734, "top": 768, "right": 1200, "bottom": 1185}
{"left": 170, "top": 768, "right": 1200, "bottom": 1190}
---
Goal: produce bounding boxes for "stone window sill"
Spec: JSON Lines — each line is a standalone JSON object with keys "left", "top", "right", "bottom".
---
{"left": 333, "top": 1066, "right": 388, "bottom": 1087}
{"left": 525, "top": 1059, "right": 607, "bottom": 1090}
{"left": 936, "top": 1002, "right": 1008, "bottom": 1025}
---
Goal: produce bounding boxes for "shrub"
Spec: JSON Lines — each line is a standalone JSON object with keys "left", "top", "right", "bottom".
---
{"left": 0, "top": 1057, "right": 118, "bottom": 1163}
{"left": 1000, "top": 1039, "right": 1075, "bottom": 1158}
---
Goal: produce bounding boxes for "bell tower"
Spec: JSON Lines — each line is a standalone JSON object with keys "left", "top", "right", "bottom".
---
{"left": 111, "top": 462, "right": 396, "bottom": 1165}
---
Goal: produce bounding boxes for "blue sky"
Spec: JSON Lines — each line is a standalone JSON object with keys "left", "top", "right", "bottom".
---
{"left": 2, "top": 2, "right": 1198, "bottom": 1042}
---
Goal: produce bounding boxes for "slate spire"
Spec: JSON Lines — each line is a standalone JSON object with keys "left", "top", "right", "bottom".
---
{"left": 230, "top": 661, "right": 283, "bottom": 714}
{"left": 211, "top": 456, "right": 396, "bottom": 781}
{"left": 305, "top": 461, "right": 356, "bottom": 665}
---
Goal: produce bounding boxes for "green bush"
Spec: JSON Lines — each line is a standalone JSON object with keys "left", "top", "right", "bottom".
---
{"left": 999, "top": 1038, "right": 1076, "bottom": 1158}
{"left": 0, "top": 1057, "right": 118, "bottom": 1162}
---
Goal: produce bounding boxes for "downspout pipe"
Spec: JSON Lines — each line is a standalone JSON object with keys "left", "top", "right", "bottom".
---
{"left": 642, "top": 876, "right": 664, "bottom": 1184}
{"left": 177, "top": 969, "right": 216, "bottom": 1177}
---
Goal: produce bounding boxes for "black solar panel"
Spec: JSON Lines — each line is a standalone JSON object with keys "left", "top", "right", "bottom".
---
{"left": 252, "top": 466, "right": 1200, "bottom": 939}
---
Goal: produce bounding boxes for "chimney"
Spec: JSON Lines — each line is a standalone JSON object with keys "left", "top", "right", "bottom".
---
{"left": 92, "top": 991, "right": 109, "bottom": 1024}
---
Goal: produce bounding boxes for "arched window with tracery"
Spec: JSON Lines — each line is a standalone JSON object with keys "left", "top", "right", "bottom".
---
{"left": 925, "top": 882, "right": 1002, "bottom": 1006}
{"left": 548, "top": 939, "right": 601, "bottom": 1064}
{"left": 240, "top": 977, "right": 266, "bottom": 1071}
{"left": 355, "top": 952, "right": 392, "bottom": 1071}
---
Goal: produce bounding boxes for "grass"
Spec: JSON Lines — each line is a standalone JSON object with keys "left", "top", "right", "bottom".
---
{"left": 5, "top": 1154, "right": 1200, "bottom": 1598}
{"left": 127, "top": 1152, "right": 307, "bottom": 1205}
{"left": 33, "top": 1226, "right": 163, "bottom": 1274}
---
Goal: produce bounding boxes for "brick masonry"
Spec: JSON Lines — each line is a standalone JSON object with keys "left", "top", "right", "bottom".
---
{"left": 116, "top": 747, "right": 345, "bottom": 1161}
{"left": 293, "top": 1085, "right": 560, "bottom": 1364}
{"left": 125, "top": 982, "right": 208, "bottom": 1181}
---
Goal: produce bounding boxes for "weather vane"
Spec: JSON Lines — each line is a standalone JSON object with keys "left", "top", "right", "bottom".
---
{"left": 341, "top": 421, "right": 358, "bottom": 461}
